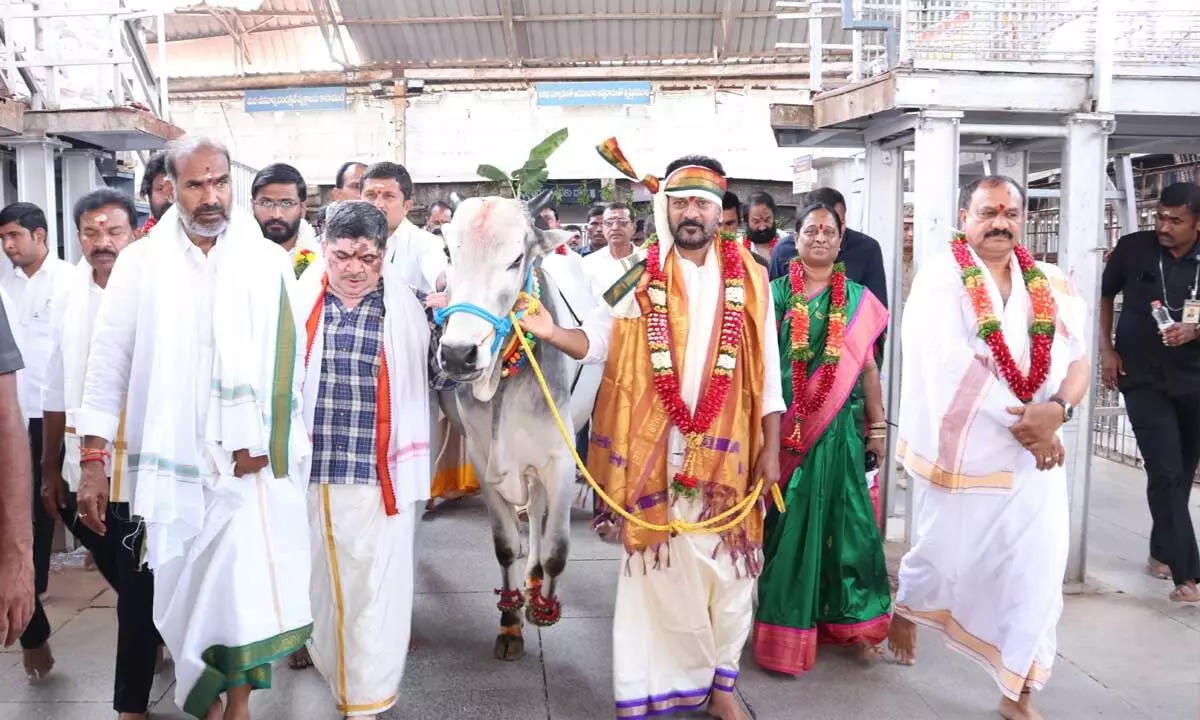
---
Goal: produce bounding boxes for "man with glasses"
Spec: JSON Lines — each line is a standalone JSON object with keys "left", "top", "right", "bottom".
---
{"left": 251, "top": 163, "right": 322, "bottom": 279}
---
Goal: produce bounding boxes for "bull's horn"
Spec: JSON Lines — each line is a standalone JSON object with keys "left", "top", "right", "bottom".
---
{"left": 449, "top": 192, "right": 465, "bottom": 210}
{"left": 525, "top": 188, "right": 554, "bottom": 215}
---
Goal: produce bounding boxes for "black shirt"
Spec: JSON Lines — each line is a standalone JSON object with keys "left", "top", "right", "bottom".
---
{"left": 1101, "top": 230, "right": 1200, "bottom": 395}
{"left": 768, "top": 228, "right": 889, "bottom": 309}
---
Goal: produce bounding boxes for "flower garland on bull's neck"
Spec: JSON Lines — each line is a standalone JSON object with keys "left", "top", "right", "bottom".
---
{"left": 950, "top": 231, "right": 1056, "bottom": 403}
{"left": 499, "top": 271, "right": 543, "bottom": 379}
{"left": 782, "top": 260, "right": 847, "bottom": 451}
{"left": 645, "top": 232, "right": 747, "bottom": 498}
{"left": 743, "top": 232, "right": 778, "bottom": 258}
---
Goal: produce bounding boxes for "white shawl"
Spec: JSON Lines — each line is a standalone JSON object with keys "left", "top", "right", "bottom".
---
{"left": 898, "top": 246, "right": 1088, "bottom": 491}
{"left": 296, "top": 267, "right": 432, "bottom": 508}
{"left": 133, "top": 206, "right": 311, "bottom": 568}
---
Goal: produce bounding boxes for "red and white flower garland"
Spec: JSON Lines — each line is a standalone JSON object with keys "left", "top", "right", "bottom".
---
{"left": 645, "top": 235, "right": 747, "bottom": 497}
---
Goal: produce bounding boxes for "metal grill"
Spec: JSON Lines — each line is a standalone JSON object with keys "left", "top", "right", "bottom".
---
{"left": 856, "top": 1, "right": 903, "bottom": 76}
{"left": 1025, "top": 159, "right": 1200, "bottom": 477}
{"left": 903, "top": 0, "right": 1095, "bottom": 64}
{"left": 1114, "top": 4, "right": 1200, "bottom": 65}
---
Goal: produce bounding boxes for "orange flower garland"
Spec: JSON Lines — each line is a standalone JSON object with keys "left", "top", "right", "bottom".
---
{"left": 645, "top": 232, "right": 746, "bottom": 497}
{"left": 950, "top": 231, "right": 1056, "bottom": 402}
{"left": 782, "top": 260, "right": 847, "bottom": 451}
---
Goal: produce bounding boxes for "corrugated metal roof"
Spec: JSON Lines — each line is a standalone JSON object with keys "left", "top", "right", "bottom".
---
{"left": 155, "top": 0, "right": 322, "bottom": 43}
{"left": 154, "top": 0, "right": 857, "bottom": 72}
{"left": 336, "top": 0, "right": 848, "bottom": 65}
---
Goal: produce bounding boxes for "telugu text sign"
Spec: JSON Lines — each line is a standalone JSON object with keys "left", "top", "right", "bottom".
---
{"left": 535, "top": 82, "right": 652, "bottom": 107}
{"left": 245, "top": 87, "right": 347, "bottom": 113}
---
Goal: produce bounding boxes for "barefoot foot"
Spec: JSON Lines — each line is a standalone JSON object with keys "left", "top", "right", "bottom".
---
{"left": 118, "top": 714, "right": 149, "bottom": 720}
{"left": 707, "top": 691, "right": 748, "bottom": 720}
{"left": 1147, "top": 556, "right": 1171, "bottom": 580}
{"left": 858, "top": 641, "right": 885, "bottom": 661}
{"left": 999, "top": 693, "right": 1044, "bottom": 720}
{"left": 287, "top": 647, "right": 313, "bottom": 669}
{"left": 203, "top": 699, "right": 223, "bottom": 720}
{"left": 22, "top": 642, "right": 54, "bottom": 682}
{"left": 1169, "top": 582, "right": 1200, "bottom": 602}
{"left": 888, "top": 615, "right": 917, "bottom": 666}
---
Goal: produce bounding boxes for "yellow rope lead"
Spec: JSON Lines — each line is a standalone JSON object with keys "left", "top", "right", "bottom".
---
{"left": 509, "top": 310, "right": 784, "bottom": 536}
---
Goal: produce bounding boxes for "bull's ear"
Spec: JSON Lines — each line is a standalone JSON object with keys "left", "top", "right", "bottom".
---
{"left": 449, "top": 192, "right": 465, "bottom": 210}
{"left": 531, "top": 227, "right": 572, "bottom": 257}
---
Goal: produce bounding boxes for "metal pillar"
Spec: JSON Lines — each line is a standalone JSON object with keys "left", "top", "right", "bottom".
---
{"left": 862, "top": 140, "right": 905, "bottom": 537}
{"left": 1058, "top": 113, "right": 1114, "bottom": 588}
{"left": 61, "top": 150, "right": 106, "bottom": 264}
{"left": 14, "top": 139, "right": 65, "bottom": 260}
{"left": 912, "top": 110, "right": 962, "bottom": 270}
{"left": 1111, "top": 154, "right": 1138, "bottom": 236}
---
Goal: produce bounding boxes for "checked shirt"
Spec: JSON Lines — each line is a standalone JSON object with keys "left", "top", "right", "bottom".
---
{"left": 310, "top": 288, "right": 385, "bottom": 485}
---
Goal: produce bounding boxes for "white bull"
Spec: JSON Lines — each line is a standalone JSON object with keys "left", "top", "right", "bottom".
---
{"left": 435, "top": 196, "right": 601, "bottom": 661}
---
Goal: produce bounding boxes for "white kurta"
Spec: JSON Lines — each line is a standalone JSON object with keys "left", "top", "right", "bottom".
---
{"left": 584, "top": 242, "right": 785, "bottom": 716}
{"left": 384, "top": 218, "right": 447, "bottom": 294}
{"left": 895, "top": 247, "right": 1088, "bottom": 701}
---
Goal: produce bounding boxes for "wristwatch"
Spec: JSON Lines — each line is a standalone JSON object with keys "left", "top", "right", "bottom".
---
{"left": 1049, "top": 396, "right": 1074, "bottom": 422}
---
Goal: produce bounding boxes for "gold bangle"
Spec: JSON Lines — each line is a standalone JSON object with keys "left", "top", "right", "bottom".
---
{"left": 869, "top": 422, "right": 887, "bottom": 429}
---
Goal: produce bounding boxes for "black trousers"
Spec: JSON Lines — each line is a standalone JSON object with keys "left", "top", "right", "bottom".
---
{"left": 61, "top": 496, "right": 159, "bottom": 713}
{"left": 1123, "top": 387, "right": 1200, "bottom": 586}
{"left": 19, "top": 419, "right": 55, "bottom": 651}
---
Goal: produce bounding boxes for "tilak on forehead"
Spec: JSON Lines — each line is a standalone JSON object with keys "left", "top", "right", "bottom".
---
{"left": 596, "top": 137, "right": 727, "bottom": 203}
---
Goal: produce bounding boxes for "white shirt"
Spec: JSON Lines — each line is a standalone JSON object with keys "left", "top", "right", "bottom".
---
{"left": 580, "top": 245, "right": 786, "bottom": 464}
{"left": 42, "top": 274, "right": 103, "bottom": 414}
{"left": 385, "top": 218, "right": 448, "bottom": 295}
{"left": 1, "top": 254, "right": 72, "bottom": 419}
{"left": 581, "top": 244, "right": 640, "bottom": 302}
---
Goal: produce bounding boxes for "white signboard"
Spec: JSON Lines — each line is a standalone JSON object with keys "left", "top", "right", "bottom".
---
{"left": 792, "top": 155, "right": 816, "bottom": 195}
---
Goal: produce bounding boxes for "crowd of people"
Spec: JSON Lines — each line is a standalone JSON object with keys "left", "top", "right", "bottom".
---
{"left": 0, "top": 133, "right": 1195, "bottom": 720}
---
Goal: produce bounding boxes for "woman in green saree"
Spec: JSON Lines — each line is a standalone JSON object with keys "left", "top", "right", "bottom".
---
{"left": 753, "top": 202, "right": 892, "bottom": 676}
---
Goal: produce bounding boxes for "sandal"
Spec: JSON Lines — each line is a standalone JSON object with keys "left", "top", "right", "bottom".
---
{"left": 1146, "top": 557, "right": 1171, "bottom": 580}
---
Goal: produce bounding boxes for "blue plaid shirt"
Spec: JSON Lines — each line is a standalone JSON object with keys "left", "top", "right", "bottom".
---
{"left": 310, "top": 289, "right": 385, "bottom": 485}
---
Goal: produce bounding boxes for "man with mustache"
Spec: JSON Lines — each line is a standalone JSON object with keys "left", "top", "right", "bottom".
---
{"left": 518, "top": 148, "right": 784, "bottom": 720}
{"left": 138, "top": 152, "right": 172, "bottom": 237}
{"left": 890, "top": 176, "right": 1092, "bottom": 720}
{"left": 38, "top": 189, "right": 160, "bottom": 719}
{"left": 0, "top": 201, "right": 71, "bottom": 681}
{"left": 75, "top": 137, "right": 312, "bottom": 720}
{"left": 293, "top": 201, "right": 431, "bottom": 720}
{"left": 769, "top": 187, "right": 888, "bottom": 310}
{"left": 332, "top": 161, "right": 367, "bottom": 202}
{"left": 1100, "top": 182, "right": 1200, "bottom": 603}
{"left": 251, "top": 163, "right": 322, "bottom": 279}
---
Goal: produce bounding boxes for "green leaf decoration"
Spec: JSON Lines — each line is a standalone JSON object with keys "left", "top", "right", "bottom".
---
{"left": 528, "top": 127, "right": 569, "bottom": 163}
{"left": 477, "top": 164, "right": 511, "bottom": 184}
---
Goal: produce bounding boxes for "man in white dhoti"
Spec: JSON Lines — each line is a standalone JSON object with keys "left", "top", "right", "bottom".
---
{"left": 890, "top": 176, "right": 1092, "bottom": 720}
{"left": 519, "top": 147, "right": 784, "bottom": 720}
{"left": 294, "top": 201, "right": 430, "bottom": 718}
{"left": 251, "top": 162, "right": 322, "bottom": 281}
{"left": 74, "top": 137, "right": 313, "bottom": 720}
{"left": 39, "top": 189, "right": 159, "bottom": 719}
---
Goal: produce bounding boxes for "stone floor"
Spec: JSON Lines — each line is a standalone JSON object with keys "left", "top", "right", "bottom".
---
{"left": 1, "top": 458, "right": 1197, "bottom": 719}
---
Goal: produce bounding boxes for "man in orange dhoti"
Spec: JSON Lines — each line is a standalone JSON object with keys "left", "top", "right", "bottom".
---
{"left": 519, "top": 146, "right": 784, "bottom": 720}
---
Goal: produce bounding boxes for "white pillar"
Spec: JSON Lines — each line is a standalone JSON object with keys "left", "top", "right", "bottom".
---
{"left": 912, "top": 110, "right": 962, "bottom": 270}
{"left": 995, "top": 149, "right": 1029, "bottom": 190}
{"left": 862, "top": 140, "right": 904, "bottom": 534}
{"left": 61, "top": 150, "right": 106, "bottom": 265}
{"left": 1057, "top": 112, "right": 1114, "bottom": 588}
{"left": 15, "top": 139, "right": 65, "bottom": 260}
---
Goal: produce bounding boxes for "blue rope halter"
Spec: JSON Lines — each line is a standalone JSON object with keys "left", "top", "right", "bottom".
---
{"left": 432, "top": 263, "right": 536, "bottom": 355}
